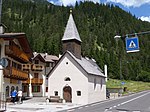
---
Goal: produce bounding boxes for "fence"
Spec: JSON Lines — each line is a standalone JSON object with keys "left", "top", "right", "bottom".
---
{"left": 0, "top": 92, "right": 6, "bottom": 111}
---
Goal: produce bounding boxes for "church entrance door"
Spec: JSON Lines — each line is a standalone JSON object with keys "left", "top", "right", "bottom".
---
{"left": 63, "top": 86, "right": 72, "bottom": 102}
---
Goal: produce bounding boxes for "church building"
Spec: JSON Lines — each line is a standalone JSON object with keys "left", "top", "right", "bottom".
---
{"left": 48, "top": 12, "right": 106, "bottom": 104}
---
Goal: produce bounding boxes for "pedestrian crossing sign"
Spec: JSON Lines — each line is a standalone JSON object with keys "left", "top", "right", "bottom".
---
{"left": 126, "top": 37, "right": 139, "bottom": 53}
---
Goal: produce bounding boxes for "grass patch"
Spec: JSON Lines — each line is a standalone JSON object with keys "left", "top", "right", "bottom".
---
{"left": 106, "top": 79, "right": 150, "bottom": 94}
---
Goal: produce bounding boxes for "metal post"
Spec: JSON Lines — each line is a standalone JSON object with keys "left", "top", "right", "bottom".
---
{"left": 114, "top": 36, "right": 122, "bottom": 81}
{"left": 0, "top": 0, "right": 2, "bottom": 24}
{"left": 119, "top": 58, "right": 122, "bottom": 80}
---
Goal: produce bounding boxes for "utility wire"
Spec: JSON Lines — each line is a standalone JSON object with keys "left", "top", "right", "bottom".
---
{"left": 122, "top": 31, "right": 150, "bottom": 38}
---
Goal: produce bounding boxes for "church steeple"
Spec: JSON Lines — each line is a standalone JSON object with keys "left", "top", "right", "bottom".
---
{"left": 62, "top": 10, "right": 82, "bottom": 59}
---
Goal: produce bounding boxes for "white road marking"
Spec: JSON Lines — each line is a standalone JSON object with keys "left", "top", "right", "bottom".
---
{"left": 67, "top": 109, "right": 75, "bottom": 111}
{"left": 120, "top": 92, "right": 150, "bottom": 105}
{"left": 105, "top": 92, "right": 149, "bottom": 112}
{"left": 90, "top": 103, "right": 99, "bottom": 106}
{"left": 118, "top": 104, "right": 121, "bottom": 106}
{"left": 109, "top": 107, "right": 112, "bottom": 109}
{"left": 104, "top": 109, "right": 108, "bottom": 111}
{"left": 133, "top": 111, "right": 140, "bottom": 112}
{"left": 113, "top": 105, "right": 117, "bottom": 108}
{"left": 77, "top": 107, "right": 83, "bottom": 109}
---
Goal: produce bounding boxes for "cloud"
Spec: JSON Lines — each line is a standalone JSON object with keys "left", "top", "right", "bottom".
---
{"left": 49, "top": 0, "right": 63, "bottom": 5}
{"left": 48, "top": 0, "right": 100, "bottom": 6}
{"left": 106, "top": 0, "right": 150, "bottom": 7}
{"left": 140, "top": 16, "right": 150, "bottom": 22}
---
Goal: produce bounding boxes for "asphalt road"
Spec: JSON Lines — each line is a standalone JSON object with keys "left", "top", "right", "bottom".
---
{"left": 62, "top": 90, "right": 150, "bottom": 112}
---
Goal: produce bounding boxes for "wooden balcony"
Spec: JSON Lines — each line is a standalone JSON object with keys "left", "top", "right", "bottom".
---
{"left": 5, "top": 45, "right": 29, "bottom": 62}
{"left": 31, "top": 78, "right": 43, "bottom": 84}
{"left": 22, "top": 64, "right": 31, "bottom": 70}
{"left": 22, "top": 78, "right": 43, "bottom": 84}
{"left": 31, "top": 64, "right": 44, "bottom": 71}
{"left": 22, "top": 79, "right": 30, "bottom": 84}
{"left": 3, "top": 67, "right": 28, "bottom": 80}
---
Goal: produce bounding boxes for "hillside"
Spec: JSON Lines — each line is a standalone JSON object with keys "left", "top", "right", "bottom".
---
{"left": 107, "top": 79, "right": 150, "bottom": 94}
{"left": 2, "top": 0, "right": 150, "bottom": 81}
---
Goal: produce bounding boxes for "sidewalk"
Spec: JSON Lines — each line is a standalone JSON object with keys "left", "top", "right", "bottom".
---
{"left": 6, "top": 97, "right": 82, "bottom": 112}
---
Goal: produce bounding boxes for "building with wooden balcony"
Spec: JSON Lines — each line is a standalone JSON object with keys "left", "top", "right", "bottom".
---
{"left": 0, "top": 31, "right": 33, "bottom": 98}
{"left": 22, "top": 52, "right": 59, "bottom": 97}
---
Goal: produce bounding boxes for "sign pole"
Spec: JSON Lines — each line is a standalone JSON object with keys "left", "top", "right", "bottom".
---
{"left": 0, "top": 0, "right": 2, "bottom": 24}
{"left": 0, "top": 65, "right": 3, "bottom": 92}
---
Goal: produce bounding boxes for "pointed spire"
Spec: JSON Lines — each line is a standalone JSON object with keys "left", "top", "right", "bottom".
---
{"left": 62, "top": 11, "right": 82, "bottom": 42}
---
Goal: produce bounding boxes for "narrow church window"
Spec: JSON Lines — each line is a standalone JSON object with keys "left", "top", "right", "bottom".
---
{"left": 64, "top": 77, "right": 71, "bottom": 81}
{"left": 66, "top": 62, "right": 68, "bottom": 64}
{"left": 94, "top": 78, "right": 96, "bottom": 90}
{"left": 46, "top": 87, "right": 48, "bottom": 92}
{"left": 77, "top": 91, "right": 81, "bottom": 96}
{"left": 101, "top": 79, "right": 103, "bottom": 89}
{"left": 54, "top": 91, "right": 58, "bottom": 96}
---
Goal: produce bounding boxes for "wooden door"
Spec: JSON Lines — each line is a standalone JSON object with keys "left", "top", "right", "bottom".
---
{"left": 63, "top": 86, "right": 72, "bottom": 102}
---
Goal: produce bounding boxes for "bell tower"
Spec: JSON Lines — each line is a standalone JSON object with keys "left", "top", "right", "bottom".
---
{"left": 62, "top": 10, "right": 82, "bottom": 59}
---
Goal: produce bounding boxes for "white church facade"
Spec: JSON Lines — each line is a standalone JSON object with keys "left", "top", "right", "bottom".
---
{"left": 48, "top": 12, "right": 106, "bottom": 104}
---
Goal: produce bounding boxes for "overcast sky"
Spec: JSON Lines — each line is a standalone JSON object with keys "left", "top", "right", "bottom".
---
{"left": 47, "top": 0, "right": 150, "bottom": 22}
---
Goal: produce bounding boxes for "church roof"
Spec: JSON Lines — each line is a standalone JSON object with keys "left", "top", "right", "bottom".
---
{"left": 0, "top": 33, "right": 33, "bottom": 58}
{"left": 48, "top": 51, "right": 105, "bottom": 77}
{"left": 62, "top": 14, "right": 82, "bottom": 42}
{"left": 67, "top": 51, "right": 105, "bottom": 77}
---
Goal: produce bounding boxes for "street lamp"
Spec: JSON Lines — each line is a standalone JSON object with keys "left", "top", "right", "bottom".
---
{"left": 114, "top": 35, "right": 122, "bottom": 81}
{"left": 114, "top": 35, "right": 121, "bottom": 40}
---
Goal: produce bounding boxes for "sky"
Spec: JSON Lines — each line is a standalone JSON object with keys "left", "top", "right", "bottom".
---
{"left": 47, "top": 0, "right": 150, "bottom": 22}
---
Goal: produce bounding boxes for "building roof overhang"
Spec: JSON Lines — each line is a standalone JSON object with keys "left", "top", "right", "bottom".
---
{"left": 0, "top": 33, "right": 33, "bottom": 58}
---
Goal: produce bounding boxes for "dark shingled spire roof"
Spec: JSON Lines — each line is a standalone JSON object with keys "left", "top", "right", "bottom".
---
{"left": 62, "top": 14, "right": 82, "bottom": 42}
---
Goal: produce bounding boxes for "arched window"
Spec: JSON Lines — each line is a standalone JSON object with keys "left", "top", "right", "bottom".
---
{"left": 64, "top": 77, "right": 71, "bottom": 81}
{"left": 11, "top": 86, "right": 15, "bottom": 93}
{"left": 6, "top": 86, "right": 9, "bottom": 97}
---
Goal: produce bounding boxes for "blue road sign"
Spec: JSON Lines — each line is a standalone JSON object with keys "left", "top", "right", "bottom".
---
{"left": 121, "top": 82, "right": 125, "bottom": 85}
{"left": 126, "top": 37, "right": 139, "bottom": 53}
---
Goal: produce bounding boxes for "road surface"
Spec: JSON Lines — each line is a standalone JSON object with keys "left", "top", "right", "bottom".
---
{"left": 61, "top": 90, "right": 150, "bottom": 112}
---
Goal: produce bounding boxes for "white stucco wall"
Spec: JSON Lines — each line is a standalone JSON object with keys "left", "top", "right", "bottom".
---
{"left": 88, "top": 75, "right": 106, "bottom": 104}
{"left": 48, "top": 54, "right": 89, "bottom": 104}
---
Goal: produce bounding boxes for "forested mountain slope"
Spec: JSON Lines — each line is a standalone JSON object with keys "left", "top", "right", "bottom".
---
{"left": 2, "top": 0, "right": 150, "bottom": 81}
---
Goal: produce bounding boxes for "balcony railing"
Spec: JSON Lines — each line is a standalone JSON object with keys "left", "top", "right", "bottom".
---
{"left": 31, "top": 78, "right": 43, "bottom": 84}
{"left": 31, "top": 64, "right": 44, "bottom": 71}
{"left": 3, "top": 67, "right": 28, "bottom": 80}
{"left": 22, "top": 78, "right": 43, "bottom": 84}
{"left": 5, "top": 45, "right": 29, "bottom": 62}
